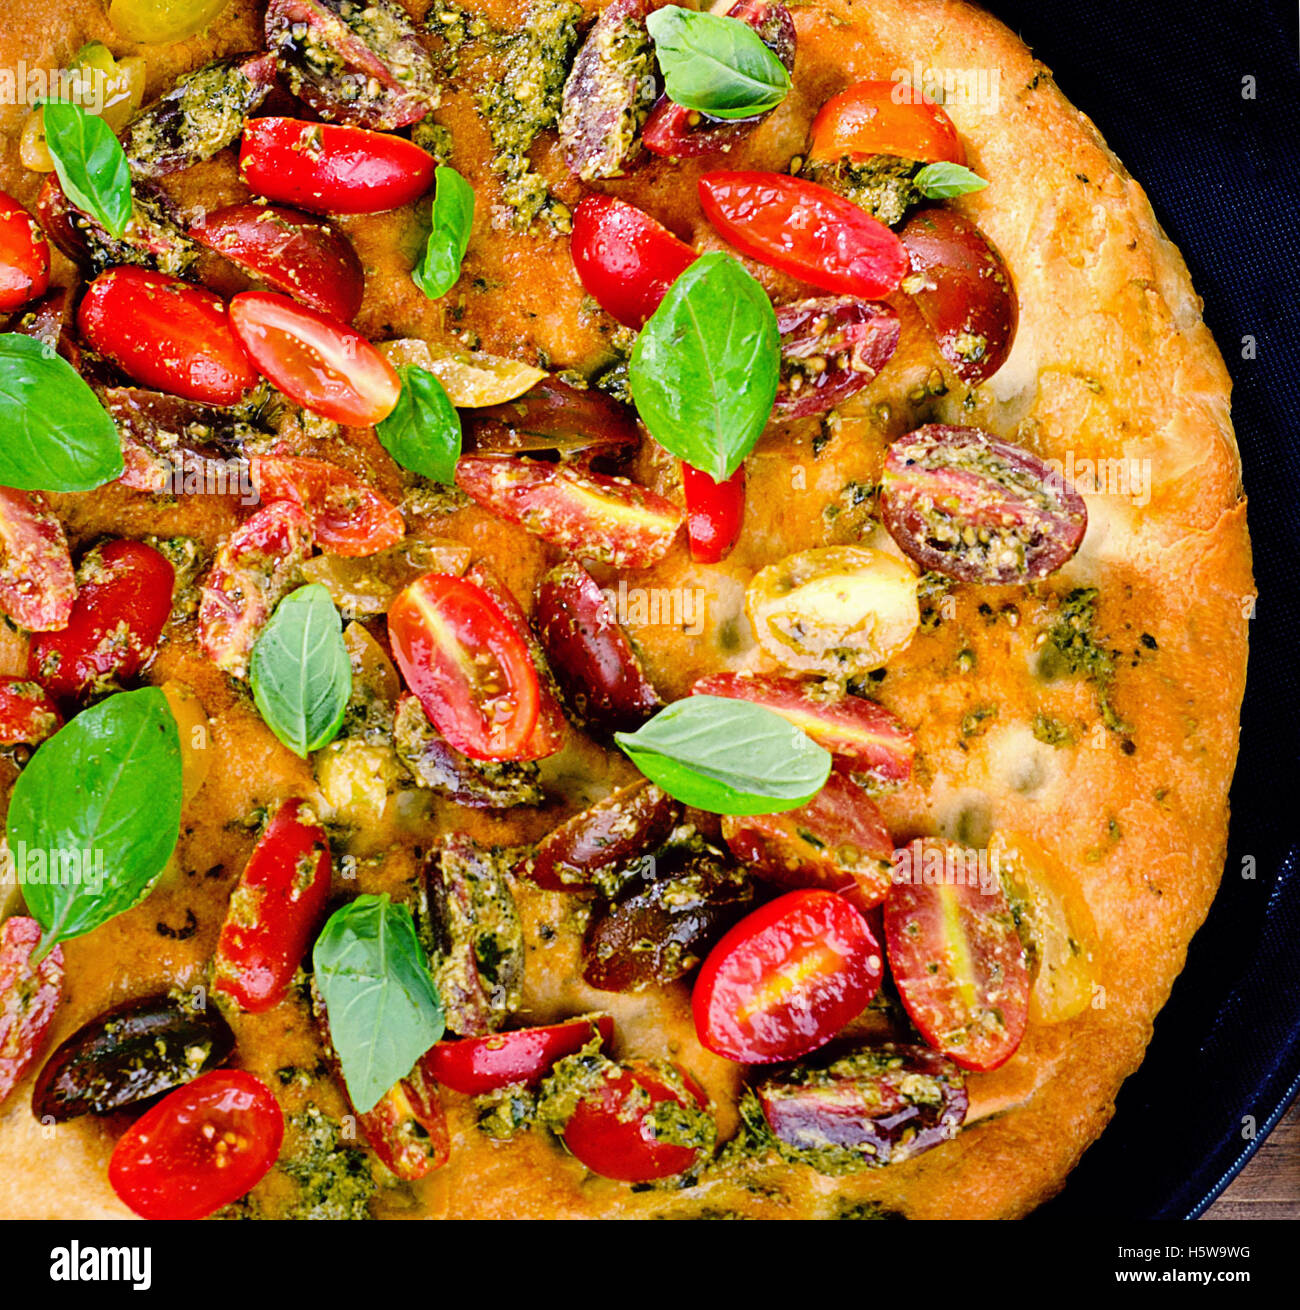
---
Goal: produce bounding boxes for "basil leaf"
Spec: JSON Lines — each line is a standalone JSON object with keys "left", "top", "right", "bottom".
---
{"left": 8, "top": 687, "right": 182, "bottom": 955}
{"left": 249, "top": 585, "right": 351, "bottom": 758}
{"left": 0, "top": 334, "right": 124, "bottom": 492}
{"left": 913, "top": 161, "right": 988, "bottom": 199}
{"left": 375, "top": 365, "right": 462, "bottom": 484}
{"left": 413, "top": 165, "right": 474, "bottom": 300}
{"left": 313, "top": 894, "right": 445, "bottom": 1114}
{"left": 615, "top": 695, "right": 831, "bottom": 815}
{"left": 646, "top": 5, "right": 790, "bottom": 120}
{"left": 41, "top": 99, "right": 133, "bottom": 240}
{"left": 629, "top": 252, "right": 779, "bottom": 482}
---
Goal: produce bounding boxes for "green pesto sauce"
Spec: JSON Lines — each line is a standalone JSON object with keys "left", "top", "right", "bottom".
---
{"left": 800, "top": 154, "right": 922, "bottom": 227}
{"left": 1038, "top": 588, "right": 1131, "bottom": 734}
{"left": 278, "top": 1106, "right": 377, "bottom": 1221}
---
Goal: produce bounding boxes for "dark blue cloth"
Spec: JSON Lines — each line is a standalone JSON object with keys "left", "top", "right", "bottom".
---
{"left": 977, "top": 0, "right": 1300, "bottom": 1218}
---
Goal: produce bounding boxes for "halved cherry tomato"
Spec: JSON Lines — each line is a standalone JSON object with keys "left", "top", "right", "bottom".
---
{"left": 108, "top": 1069, "right": 284, "bottom": 1220}
{"left": 239, "top": 118, "right": 435, "bottom": 215}
{"left": 883, "top": 838, "right": 1031, "bottom": 1071}
{"left": 77, "top": 267, "right": 257, "bottom": 406}
{"left": 455, "top": 456, "right": 684, "bottom": 568}
{"left": 355, "top": 1066, "right": 449, "bottom": 1179}
{"left": 0, "top": 917, "right": 63, "bottom": 1106}
{"left": 189, "top": 203, "right": 365, "bottom": 321}
{"left": 699, "top": 171, "right": 908, "bottom": 299}
{"left": 692, "top": 673, "right": 914, "bottom": 786}
{"left": 0, "top": 678, "right": 61, "bottom": 746}
{"left": 424, "top": 1015, "right": 615, "bottom": 1094}
{"left": 693, "top": 888, "right": 883, "bottom": 1064}
{"left": 29, "top": 540, "right": 174, "bottom": 703}
{"left": 387, "top": 572, "right": 541, "bottom": 761}
{"left": 808, "top": 81, "right": 965, "bottom": 166}
{"left": 570, "top": 194, "right": 697, "bottom": 329}
{"left": 251, "top": 456, "right": 403, "bottom": 557}
{"left": 681, "top": 462, "right": 745, "bottom": 563}
{"left": 229, "top": 292, "right": 401, "bottom": 426}
{"left": 213, "top": 800, "right": 332, "bottom": 1014}
{"left": 0, "top": 191, "right": 49, "bottom": 311}
{"left": 0, "top": 487, "right": 75, "bottom": 633}
{"left": 556, "top": 1060, "right": 712, "bottom": 1182}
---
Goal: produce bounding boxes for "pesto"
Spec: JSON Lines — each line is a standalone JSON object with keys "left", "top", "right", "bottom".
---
{"left": 1038, "top": 588, "right": 1131, "bottom": 735}
{"left": 279, "top": 1106, "right": 377, "bottom": 1220}
{"left": 800, "top": 154, "right": 923, "bottom": 227}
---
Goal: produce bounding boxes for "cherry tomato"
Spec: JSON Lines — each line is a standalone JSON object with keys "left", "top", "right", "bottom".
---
{"left": 808, "top": 81, "right": 965, "bottom": 166}
{"left": 0, "top": 487, "right": 75, "bottom": 633}
{"left": 0, "top": 191, "right": 49, "bottom": 311}
{"left": 189, "top": 203, "right": 365, "bottom": 321}
{"left": 469, "top": 377, "right": 639, "bottom": 456}
{"left": 213, "top": 800, "right": 332, "bottom": 1014}
{"left": 883, "top": 838, "right": 1030, "bottom": 1071}
{"left": 229, "top": 292, "right": 400, "bottom": 425}
{"left": 693, "top": 888, "right": 883, "bottom": 1064}
{"left": 29, "top": 540, "right": 174, "bottom": 703}
{"left": 355, "top": 1066, "right": 449, "bottom": 1179}
{"left": 77, "top": 267, "right": 257, "bottom": 406}
{"left": 681, "top": 462, "right": 745, "bottom": 563}
{"left": 387, "top": 572, "right": 541, "bottom": 761}
{"left": 699, "top": 171, "right": 908, "bottom": 299}
{"left": 108, "top": 1069, "right": 284, "bottom": 1220}
{"left": 424, "top": 1015, "right": 615, "bottom": 1094}
{"left": 0, "top": 917, "right": 63, "bottom": 1106}
{"left": 251, "top": 456, "right": 403, "bottom": 557}
{"left": 0, "top": 678, "right": 61, "bottom": 746}
{"left": 239, "top": 118, "right": 435, "bottom": 214}
{"left": 558, "top": 1060, "right": 712, "bottom": 1182}
{"left": 570, "top": 194, "right": 697, "bottom": 329}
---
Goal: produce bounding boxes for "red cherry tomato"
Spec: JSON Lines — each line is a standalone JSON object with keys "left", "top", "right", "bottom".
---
{"left": 0, "top": 191, "right": 49, "bottom": 311}
{"left": 251, "top": 455, "right": 403, "bottom": 557}
{"left": 229, "top": 291, "right": 400, "bottom": 425}
{"left": 0, "top": 678, "right": 61, "bottom": 746}
{"left": 213, "top": 799, "right": 332, "bottom": 1014}
{"left": 699, "top": 171, "right": 908, "bottom": 299}
{"left": 681, "top": 462, "right": 745, "bottom": 563}
{"left": 570, "top": 194, "right": 697, "bottom": 329}
{"left": 0, "top": 917, "right": 63, "bottom": 1106}
{"left": 559, "top": 1061, "right": 711, "bottom": 1182}
{"left": 882, "top": 838, "right": 1030, "bottom": 1071}
{"left": 424, "top": 1015, "right": 615, "bottom": 1094}
{"left": 77, "top": 267, "right": 258, "bottom": 406}
{"left": 29, "top": 540, "right": 174, "bottom": 703}
{"left": 189, "top": 202, "right": 365, "bottom": 320}
{"left": 239, "top": 118, "right": 435, "bottom": 214}
{"left": 108, "top": 1070, "right": 284, "bottom": 1220}
{"left": 693, "top": 888, "right": 883, "bottom": 1064}
{"left": 808, "top": 81, "right": 965, "bottom": 165}
{"left": 387, "top": 572, "right": 541, "bottom": 761}
{"left": 355, "top": 1066, "right": 450, "bottom": 1179}
{"left": 0, "top": 487, "right": 75, "bottom": 633}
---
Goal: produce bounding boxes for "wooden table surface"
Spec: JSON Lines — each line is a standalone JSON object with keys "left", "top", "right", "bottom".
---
{"left": 1201, "top": 1094, "right": 1300, "bottom": 1219}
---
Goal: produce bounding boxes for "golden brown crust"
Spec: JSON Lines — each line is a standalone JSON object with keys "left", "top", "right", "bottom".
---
{"left": 0, "top": 0, "right": 1249, "bottom": 1220}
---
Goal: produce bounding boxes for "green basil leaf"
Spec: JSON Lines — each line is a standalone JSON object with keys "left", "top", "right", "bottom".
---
{"left": 375, "top": 365, "right": 463, "bottom": 484}
{"left": 629, "top": 251, "right": 779, "bottom": 482}
{"left": 913, "top": 161, "right": 989, "bottom": 199}
{"left": 0, "top": 334, "right": 124, "bottom": 492}
{"left": 646, "top": 5, "right": 790, "bottom": 120}
{"left": 413, "top": 165, "right": 475, "bottom": 300}
{"left": 249, "top": 585, "right": 351, "bottom": 758}
{"left": 313, "top": 893, "right": 445, "bottom": 1114}
{"left": 8, "top": 686, "right": 182, "bottom": 955}
{"left": 41, "top": 99, "right": 133, "bottom": 240}
{"left": 615, "top": 695, "right": 831, "bottom": 815}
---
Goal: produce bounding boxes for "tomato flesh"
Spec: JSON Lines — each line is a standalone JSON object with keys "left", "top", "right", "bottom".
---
{"left": 0, "top": 678, "right": 61, "bottom": 746}
{"left": 229, "top": 291, "right": 400, "bottom": 426}
{"left": 699, "top": 171, "right": 908, "bottom": 299}
{"left": 681, "top": 462, "right": 745, "bottom": 563}
{"left": 387, "top": 572, "right": 541, "bottom": 761}
{"left": 693, "top": 889, "right": 883, "bottom": 1064}
{"left": 108, "top": 1070, "right": 284, "bottom": 1220}
{"left": 251, "top": 455, "right": 404, "bottom": 557}
{"left": 808, "top": 81, "right": 965, "bottom": 165}
{"left": 213, "top": 800, "right": 332, "bottom": 1014}
{"left": 424, "top": 1015, "right": 615, "bottom": 1094}
{"left": 883, "top": 838, "right": 1031, "bottom": 1071}
{"left": 0, "top": 917, "right": 63, "bottom": 1106}
{"left": 0, "top": 190, "right": 50, "bottom": 311}
{"left": 570, "top": 194, "right": 697, "bottom": 329}
{"left": 78, "top": 267, "right": 257, "bottom": 405}
{"left": 355, "top": 1066, "right": 450, "bottom": 1179}
{"left": 0, "top": 487, "right": 75, "bottom": 633}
